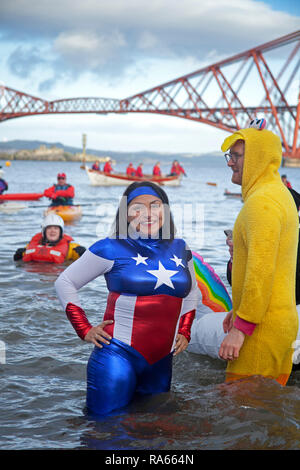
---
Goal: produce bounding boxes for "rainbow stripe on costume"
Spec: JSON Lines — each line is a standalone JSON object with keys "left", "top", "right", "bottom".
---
{"left": 192, "top": 251, "right": 232, "bottom": 312}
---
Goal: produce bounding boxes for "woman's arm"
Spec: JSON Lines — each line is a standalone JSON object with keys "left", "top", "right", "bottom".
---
{"left": 55, "top": 249, "right": 114, "bottom": 341}
{"left": 174, "top": 254, "right": 199, "bottom": 355}
{"left": 55, "top": 249, "right": 113, "bottom": 309}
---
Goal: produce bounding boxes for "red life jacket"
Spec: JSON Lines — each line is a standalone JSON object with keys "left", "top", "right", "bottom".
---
{"left": 153, "top": 165, "right": 161, "bottom": 176}
{"left": 23, "top": 233, "right": 73, "bottom": 263}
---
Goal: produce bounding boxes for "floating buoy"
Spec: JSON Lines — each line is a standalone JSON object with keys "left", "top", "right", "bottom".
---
{"left": 5, "top": 161, "right": 11, "bottom": 167}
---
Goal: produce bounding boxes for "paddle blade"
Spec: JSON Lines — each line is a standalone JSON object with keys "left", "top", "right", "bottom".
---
{"left": 0, "top": 193, "right": 44, "bottom": 201}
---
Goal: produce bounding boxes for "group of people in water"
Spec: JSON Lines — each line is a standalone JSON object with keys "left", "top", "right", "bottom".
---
{"left": 92, "top": 159, "right": 186, "bottom": 178}
{"left": 4, "top": 118, "right": 300, "bottom": 418}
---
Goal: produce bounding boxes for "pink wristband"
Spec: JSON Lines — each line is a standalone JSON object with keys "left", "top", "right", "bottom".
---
{"left": 234, "top": 315, "right": 256, "bottom": 336}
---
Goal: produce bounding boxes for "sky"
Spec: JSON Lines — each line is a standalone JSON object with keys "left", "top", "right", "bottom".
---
{"left": 0, "top": 0, "right": 299, "bottom": 155}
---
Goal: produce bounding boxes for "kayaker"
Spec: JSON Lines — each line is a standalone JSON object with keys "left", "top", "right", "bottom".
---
{"left": 55, "top": 181, "right": 198, "bottom": 416}
{"left": 153, "top": 162, "right": 161, "bottom": 177}
{"left": 126, "top": 163, "right": 136, "bottom": 176}
{"left": 0, "top": 177, "right": 8, "bottom": 195}
{"left": 44, "top": 173, "right": 75, "bottom": 206}
{"left": 136, "top": 163, "right": 144, "bottom": 178}
{"left": 13, "top": 214, "right": 86, "bottom": 263}
{"left": 103, "top": 159, "right": 113, "bottom": 174}
{"left": 0, "top": 177, "right": 8, "bottom": 204}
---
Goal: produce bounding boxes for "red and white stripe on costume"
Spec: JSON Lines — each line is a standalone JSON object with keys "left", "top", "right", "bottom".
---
{"left": 103, "top": 292, "right": 190, "bottom": 364}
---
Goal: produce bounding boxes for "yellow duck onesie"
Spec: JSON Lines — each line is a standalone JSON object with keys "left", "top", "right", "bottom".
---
{"left": 221, "top": 127, "right": 299, "bottom": 386}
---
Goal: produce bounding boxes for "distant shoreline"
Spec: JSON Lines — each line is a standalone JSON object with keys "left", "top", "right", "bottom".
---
{"left": 0, "top": 145, "right": 108, "bottom": 162}
{"left": 0, "top": 140, "right": 223, "bottom": 162}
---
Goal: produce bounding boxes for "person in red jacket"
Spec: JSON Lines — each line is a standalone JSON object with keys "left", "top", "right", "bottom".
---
{"left": 136, "top": 163, "right": 144, "bottom": 178}
{"left": 13, "top": 214, "right": 85, "bottom": 263}
{"left": 170, "top": 160, "right": 186, "bottom": 176}
{"left": 153, "top": 162, "right": 161, "bottom": 177}
{"left": 126, "top": 163, "right": 136, "bottom": 176}
{"left": 281, "top": 174, "right": 292, "bottom": 189}
{"left": 44, "top": 173, "right": 75, "bottom": 206}
{"left": 103, "top": 159, "right": 113, "bottom": 174}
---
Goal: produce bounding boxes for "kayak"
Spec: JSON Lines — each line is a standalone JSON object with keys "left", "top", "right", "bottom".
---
{"left": 44, "top": 205, "right": 82, "bottom": 222}
{"left": 0, "top": 192, "right": 44, "bottom": 201}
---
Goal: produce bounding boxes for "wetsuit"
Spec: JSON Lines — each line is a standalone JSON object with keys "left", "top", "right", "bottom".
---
{"left": 55, "top": 236, "right": 198, "bottom": 415}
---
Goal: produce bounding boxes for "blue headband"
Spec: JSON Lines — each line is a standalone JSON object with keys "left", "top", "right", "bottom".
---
{"left": 127, "top": 186, "right": 161, "bottom": 204}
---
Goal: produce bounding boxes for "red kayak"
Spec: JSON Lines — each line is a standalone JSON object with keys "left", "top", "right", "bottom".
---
{"left": 0, "top": 193, "right": 44, "bottom": 201}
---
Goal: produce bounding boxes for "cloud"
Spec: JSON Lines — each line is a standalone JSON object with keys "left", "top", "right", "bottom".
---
{"left": 54, "top": 30, "right": 127, "bottom": 71}
{"left": 6, "top": 45, "right": 47, "bottom": 78}
{"left": 1, "top": 0, "right": 299, "bottom": 91}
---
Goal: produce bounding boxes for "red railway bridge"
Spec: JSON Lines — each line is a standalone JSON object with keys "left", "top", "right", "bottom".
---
{"left": 0, "top": 31, "right": 299, "bottom": 160}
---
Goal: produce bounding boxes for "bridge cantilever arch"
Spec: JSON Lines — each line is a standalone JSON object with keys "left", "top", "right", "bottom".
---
{"left": 1, "top": 30, "right": 299, "bottom": 164}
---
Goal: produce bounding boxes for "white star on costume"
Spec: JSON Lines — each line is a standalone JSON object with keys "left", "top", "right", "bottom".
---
{"left": 132, "top": 253, "right": 149, "bottom": 265}
{"left": 170, "top": 254, "right": 185, "bottom": 267}
{"left": 147, "top": 261, "right": 178, "bottom": 289}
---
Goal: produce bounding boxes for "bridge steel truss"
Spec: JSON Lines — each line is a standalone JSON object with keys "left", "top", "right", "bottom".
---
{"left": 1, "top": 31, "right": 299, "bottom": 158}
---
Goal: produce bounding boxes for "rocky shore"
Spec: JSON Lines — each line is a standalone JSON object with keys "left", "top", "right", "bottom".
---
{"left": 0, "top": 144, "right": 109, "bottom": 162}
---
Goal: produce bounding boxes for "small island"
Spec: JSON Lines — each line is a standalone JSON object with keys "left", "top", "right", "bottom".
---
{"left": 0, "top": 144, "right": 110, "bottom": 163}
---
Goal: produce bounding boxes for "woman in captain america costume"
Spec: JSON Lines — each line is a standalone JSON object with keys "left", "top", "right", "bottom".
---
{"left": 55, "top": 182, "right": 199, "bottom": 416}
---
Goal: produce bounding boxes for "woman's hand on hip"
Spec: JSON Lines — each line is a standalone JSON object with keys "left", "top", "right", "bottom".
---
{"left": 84, "top": 320, "right": 113, "bottom": 348}
{"left": 173, "top": 334, "right": 189, "bottom": 356}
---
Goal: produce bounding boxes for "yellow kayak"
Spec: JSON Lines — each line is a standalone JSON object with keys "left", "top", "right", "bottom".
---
{"left": 44, "top": 205, "right": 82, "bottom": 223}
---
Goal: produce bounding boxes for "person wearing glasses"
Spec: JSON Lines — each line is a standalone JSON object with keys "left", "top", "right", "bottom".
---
{"left": 44, "top": 172, "right": 75, "bottom": 206}
{"left": 219, "top": 123, "right": 299, "bottom": 386}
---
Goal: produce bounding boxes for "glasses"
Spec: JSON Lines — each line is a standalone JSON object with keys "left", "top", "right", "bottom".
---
{"left": 224, "top": 152, "right": 244, "bottom": 164}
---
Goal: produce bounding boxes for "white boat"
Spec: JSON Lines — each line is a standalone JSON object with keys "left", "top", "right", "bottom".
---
{"left": 85, "top": 167, "right": 182, "bottom": 187}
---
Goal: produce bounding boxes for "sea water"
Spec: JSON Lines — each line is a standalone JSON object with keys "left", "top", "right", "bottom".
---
{"left": 0, "top": 156, "right": 299, "bottom": 450}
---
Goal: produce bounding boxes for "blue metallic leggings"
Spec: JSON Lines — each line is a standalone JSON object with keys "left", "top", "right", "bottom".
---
{"left": 86, "top": 338, "right": 173, "bottom": 416}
